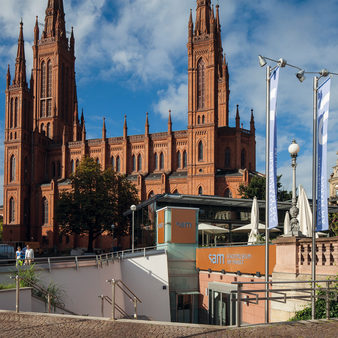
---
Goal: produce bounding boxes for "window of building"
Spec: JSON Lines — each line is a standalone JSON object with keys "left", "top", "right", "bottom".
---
{"left": 241, "top": 149, "right": 246, "bottom": 169}
{"left": 41, "top": 123, "right": 44, "bottom": 134}
{"left": 132, "top": 155, "right": 136, "bottom": 172}
{"left": 71, "top": 159, "right": 74, "bottom": 173}
{"left": 160, "top": 152, "right": 164, "bottom": 170}
{"left": 137, "top": 154, "right": 142, "bottom": 171}
{"left": 197, "top": 58, "right": 205, "bottom": 109}
{"left": 42, "top": 197, "right": 48, "bottom": 225}
{"left": 116, "top": 156, "right": 120, "bottom": 172}
{"left": 198, "top": 116, "right": 200, "bottom": 124}
{"left": 9, "top": 197, "right": 15, "bottom": 223}
{"left": 148, "top": 191, "right": 154, "bottom": 199}
{"left": 14, "top": 98, "right": 18, "bottom": 128}
{"left": 225, "top": 147, "right": 231, "bottom": 167}
{"left": 46, "top": 123, "right": 50, "bottom": 138}
{"left": 96, "top": 158, "right": 100, "bottom": 165}
{"left": 10, "top": 155, "right": 16, "bottom": 182}
{"left": 41, "top": 61, "right": 46, "bottom": 117}
{"left": 47, "top": 61, "right": 52, "bottom": 117}
{"left": 183, "top": 150, "right": 187, "bottom": 168}
{"left": 154, "top": 153, "right": 158, "bottom": 170}
{"left": 10, "top": 98, "right": 13, "bottom": 128}
{"left": 57, "top": 161, "right": 61, "bottom": 177}
{"left": 198, "top": 186, "right": 203, "bottom": 195}
{"left": 76, "top": 159, "right": 79, "bottom": 169}
{"left": 202, "top": 115, "right": 205, "bottom": 124}
{"left": 198, "top": 141, "right": 203, "bottom": 161}
{"left": 177, "top": 151, "right": 181, "bottom": 169}
{"left": 111, "top": 156, "right": 115, "bottom": 170}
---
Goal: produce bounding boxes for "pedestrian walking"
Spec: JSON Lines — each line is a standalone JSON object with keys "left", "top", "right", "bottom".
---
{"left": 25, "top": 245, "right": 34, "bottom": 265}
{"left": 16, "top": 246, "right": 23, "bottom": 267}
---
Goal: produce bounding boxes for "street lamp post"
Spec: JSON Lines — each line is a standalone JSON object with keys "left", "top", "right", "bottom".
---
{"left": 130, "top": 205, "right": 136, "bottom": 253}
{"left": 288, "top": 140, "right": 302, "bottom": 236}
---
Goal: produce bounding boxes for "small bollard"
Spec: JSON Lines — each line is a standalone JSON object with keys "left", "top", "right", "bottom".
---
{"left": 15, "top": 275, "right": 20, "bottom": 313}
{"left": 134, "top": 297, "right": 138, "bottom": 319}
{"left": 47, "top": 293, "right": 51, "bottom": 313}
{"left": 236, "top": 283, "right": 242, "bottom": 327}
{"left": 111, "top": 279, "right": 116, "bottom": 320}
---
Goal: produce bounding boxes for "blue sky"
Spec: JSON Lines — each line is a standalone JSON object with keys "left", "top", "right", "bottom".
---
{"left": 0, "top": 0, "right": 337, "bottom": 204}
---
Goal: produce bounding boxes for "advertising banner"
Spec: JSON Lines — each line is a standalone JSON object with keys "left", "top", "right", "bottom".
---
{"left": 171, "top": 208, "right": 197, "bottom": 244}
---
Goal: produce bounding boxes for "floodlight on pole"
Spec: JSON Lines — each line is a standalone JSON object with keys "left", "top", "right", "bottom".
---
{"left": 296, "top": 70, "right": 305, "bottom": 82}
{"left": 278, "top": 58, "right": 287, "bottom": 68}
{"left": 258, "top": 55, "right": 267, "bottom": 67}
{"left": 130, "top": 204, "right": 136, "bottom": 253}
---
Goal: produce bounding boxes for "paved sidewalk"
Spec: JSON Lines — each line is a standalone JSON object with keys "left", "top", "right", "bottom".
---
{"left": 0, "top": 311, "right": 337, "bottom": 337}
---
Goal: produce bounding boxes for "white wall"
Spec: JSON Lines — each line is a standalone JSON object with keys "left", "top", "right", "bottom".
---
{"left": 0, "top": 252, "right": 171, "bottom": 321}
{"left": 0, "top": 288, "right": 32, "bottom": 312}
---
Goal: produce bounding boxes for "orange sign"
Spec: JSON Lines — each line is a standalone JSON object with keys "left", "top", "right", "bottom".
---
{"left": 196, "top": 245, "right": 276, "bottom": 275}
{"left": 157, "top": 209, "right": 165, "bottom": 244}
{"left": 171, "top": 208, "right": 197, "bottom": 244}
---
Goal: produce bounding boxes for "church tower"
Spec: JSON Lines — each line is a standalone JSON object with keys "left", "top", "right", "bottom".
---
{"left": 31, "top": 0, "right": 78, "bottom": 143}
{"left": 187, "top": 1, "right": 229, "bottom": 195}
{"left": 3, "top": 21, "right": 33, "bottom": 241}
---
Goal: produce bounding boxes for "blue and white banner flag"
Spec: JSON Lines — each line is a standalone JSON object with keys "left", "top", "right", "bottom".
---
{"left": 317, "top": 77, "right": 331, "bottom": 231}
{"left": 268, "top": 67, "right": 280, "bottom": 229}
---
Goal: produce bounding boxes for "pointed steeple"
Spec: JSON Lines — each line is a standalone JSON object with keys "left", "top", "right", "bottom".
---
{"left": 215, "top": 4, "right": 221, "bottom": 32}
{"left": 168, "top": 110, "right": 172, "bottom": 134}
{"left": 250, "top": 109, "right": 255, "bottom": 132}
{"left": 102, "top": 118, "right": 106, "bottom": 140}
{"left": 188, "top": 9, "right": 193, "bottom": 41}
{"left": 82, "top": 120, "right": 86, "bottom": 142}
{"left": 123, "top": 114, "right": 127, "bottom": 139}
{"left": 195, "top": 0, "right": 212, "bottom": 35}
{"left": 145, "top": 112, "right": 149, "bottom": 136}
{"left": 70, "top": 27, "right": 75, "bottom": 55}
{"left": 210, "top": 4, "right": 215, "bottom": 33}
{"left": 236, "top": 105, "right": 240, "bottom": 129}
{"left": 34, "top": 16, "right": 39, "bottom": 45}
{"left": 43, "top": 0, "right": 66, "bottom": 39}
{"left": 80, "top": 108, "right": 84, "bottom": 126}
{"left": 14, "top": 20, "right": 27, "bottom": 87}
{"left": 6, "top": 65, "right": 11, "bottom": 89}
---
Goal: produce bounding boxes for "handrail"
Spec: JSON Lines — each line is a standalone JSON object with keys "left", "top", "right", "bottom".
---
{"left": 14, "top": 275, "right": 76, "bottom": 315}
{"left": 115, "top": 279, "right": 142, "bottom": 303}
{"left": 100, "top": 295, "right": 132, "bottom": 319}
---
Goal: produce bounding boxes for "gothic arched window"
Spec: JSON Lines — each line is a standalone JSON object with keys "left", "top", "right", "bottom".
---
{"left": 183, "top": 150, "right": 187, "bottom": 168}
{"left": 177, "top": 151, "right": 181, "bottom": 169}
{"left": 197, "top": 58, "right": 205, "bottom": 109}
{"left": 225, "top": 147, "right": 231, "bottom": 167}
{"left": 71, "top": 159, "right": 75, "bottom": 173}
{"left": 10, "top": 98, "right": 13, "bottom": 128}
{"left": 9, "top": 197, "right": 15, "bottom": 223}
{"left": 160, "top": 152, "right": 164, "bottom": 170}
{"left": 132, "top": 155, "right": 136, "bottom": 172}
{"left": 154, "top": 153, "right": 158, "bottom": 170}
{"left": 198, "top": 141, "right": 203, "bottom": 161}
{"left": 148, "top": 191, "right": 154, "bottom": 199}
{"left": 47, "top": 61, "right": 52, "bottom": 116}
{"left": 76, "top": 159, "right": 79, "bottom": 169}
{"left": 42, "top": 197, "right": 48, "bottom": 225}
{"left": 137, "top": 154, "right": 142, "bottom": 171}
{"left": 198, "top": 186, "right": 203, "bottom": 195}
{"left": 57, "top": 161, "right": 61, "bottom": 177}
{"left": 46, "top": 123, "right": 50, "bottom": 138}
{"left": 10, "top": 155, "right": 16, "bottom": 182}
{"left": 14, "top": 98, "right": 18, "bottom": 128}
{"left": 111, "top": 156, "right": 115, "bottom": 170}
{"left": 198, "top": 116, "right": 200, "bottom": 124}
{"left": 116, "top": 156, "right": 120, "bottom": 172}
{"left": 41, "top": 123, "right": 44, "bottom": 134}
{"left": 41, "top": 61, "right": 46, "bottom": 117}
{"left": 241, "top": 149, "right": 246, "bottom": 169}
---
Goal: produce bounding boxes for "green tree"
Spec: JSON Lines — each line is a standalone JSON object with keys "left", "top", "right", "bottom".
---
{"left": 329, "top": 212, "right": 338, "bottom": 236}
{"left": 238, "top": 175, "right": 292, "bottom": 201}
{"left": 55, "top": 157, "right": 139, "bottom": 252}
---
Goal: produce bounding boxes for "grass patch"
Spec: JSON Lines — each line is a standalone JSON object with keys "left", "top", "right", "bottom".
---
{"left": 0, "top": 283, "right": 16, "bottom": 290}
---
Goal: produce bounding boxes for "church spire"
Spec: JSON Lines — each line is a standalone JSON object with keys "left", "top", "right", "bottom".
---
{"left": 70, "top": 27, "right": 75, "bottom": 55}
{"left": 145, "top": 112, "right": 149, "bottom": 136}
{"left": 194, "top": 0, "right": 212, "bottom": 35}
{"left": 250, "top": 109, "right": 255, "bottom": 132}
{"left": 236, "top": 105, "right": 240, "bottom": 129}
{"left": 34, "top": 16, "right": 39, "bottom": 45}
{"left": 188, "top": 9, "right": 193, "bottom": 41}
{"left": 43, "top": 0, "right": 66, "bottom": 39}
{"left": 168, "top": 110, "right": 172, "bottom": 134}
{"left": 6, "top": 64, "right": 11, "bottom": 89}
{"left": 14, "top": 20, "right": 27, "bottom": 87}
{"left": 102, "top": 118, "right": 106, "bottom": 140}
{"left": 123, "top": 115, "right": 127, "bottom": 139}
{"left": 215, "top": 4, "right": 221, "bottom": 32}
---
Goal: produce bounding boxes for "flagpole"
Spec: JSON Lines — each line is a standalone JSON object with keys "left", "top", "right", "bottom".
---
{"left": 265, "top": 65, "right": 271, "bottom": 324}
{"left": 311, "top": 76, "right": 318, "bottom": 320}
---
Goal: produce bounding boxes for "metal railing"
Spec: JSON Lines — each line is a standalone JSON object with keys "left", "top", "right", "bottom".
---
{"left": 0, "top": 245, "right": 160, "bottom": 271}
{"left": 11, "top": 275, "right": 76, "bottom": 315}
{"left": 231, "top": 279, "right": 338, "bottom": 327}
{"left": 106, "top": 279, "right": 142, "bottom": 320}
{"left": 98, "top": 295, "right": 131, "bottom": 319}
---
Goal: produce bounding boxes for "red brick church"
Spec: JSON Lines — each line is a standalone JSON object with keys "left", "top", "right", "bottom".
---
{"left": 3, "top": 0, "right": 256, "bottom": 249}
